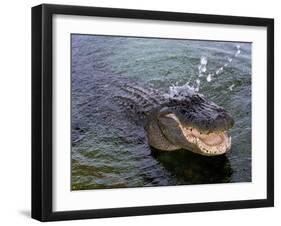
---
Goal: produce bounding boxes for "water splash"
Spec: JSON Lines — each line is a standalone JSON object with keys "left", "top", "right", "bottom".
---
{"left": 163, "top": 83, "right": 195, "bottom": 100}
{"left": 196, "top": 44, "right": 240, "bottom": 89}
{"left": 213, "top": 45, "right": 241, "bottom": 77}
{"left": 163, "top": 44, "right": 242, "bottom": 99}
{"left": 188, "top": 56, "right": 208, "bottom": 91}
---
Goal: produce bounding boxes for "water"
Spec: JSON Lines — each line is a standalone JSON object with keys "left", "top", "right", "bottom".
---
{"left": 71, "top": 34, "right": 252, "bottom": 190}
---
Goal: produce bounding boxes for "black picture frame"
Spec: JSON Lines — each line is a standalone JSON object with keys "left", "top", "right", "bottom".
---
{"left": 32, "top": 3, "right": 274, "bottom": 222}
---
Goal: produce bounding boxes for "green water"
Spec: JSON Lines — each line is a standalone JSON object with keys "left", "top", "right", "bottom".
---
{"left": 71, "top": 34, "right": 251, "bottom": 190}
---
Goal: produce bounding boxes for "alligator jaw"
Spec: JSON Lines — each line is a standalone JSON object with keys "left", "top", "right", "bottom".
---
{"left": 181, "top": 127, "right": 231, "bottom": 156}
{"left": 165, "top": 113, "right": 232, "bottom": 156}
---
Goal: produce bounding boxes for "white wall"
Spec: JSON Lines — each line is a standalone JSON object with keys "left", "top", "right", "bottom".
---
{"left": 0, "top": 0, "right": 279, "bottom": 225}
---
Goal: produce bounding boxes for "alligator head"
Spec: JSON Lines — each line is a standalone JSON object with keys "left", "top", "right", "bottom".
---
{"left": 146, "top": 88, "right": 234, "bottom": 156}
{"left": 118, "top": 83, "right": 234, "bottom": 156}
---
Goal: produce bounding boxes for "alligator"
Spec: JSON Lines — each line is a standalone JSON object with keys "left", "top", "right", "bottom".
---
{"left": 117, "top": 83, "right": 234, "bottom": 156}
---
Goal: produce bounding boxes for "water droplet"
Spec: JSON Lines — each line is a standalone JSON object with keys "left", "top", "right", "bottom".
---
{"left": 227, "top": 57, "right": 233, "bottom": 63}
{"left": 235, "top": 45, "right": 241, "bottom": 57}
{"left": 215, "top": 67, "right": 224, "bottom": 75}
{"left": 201, "top": 66, "right": 206, "bottom": 73}
{"left": 200, "top": 56, "right": 208, "bottom": 65}
{"left": 229, "top": 84, "right": 235, "bottom": 91}
{"left": 206, "top": 74, "right": 212, "bottom": 82}
{"left": 235, "top": 49, "right": 241, "bottom": 57}
{"left": 198, "top": 56, "right": 208, "bottom": 78}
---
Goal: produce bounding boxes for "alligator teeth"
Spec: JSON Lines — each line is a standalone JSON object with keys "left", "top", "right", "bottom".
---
{"left": 180, "top": 125, "right": 231, "bottom": 155}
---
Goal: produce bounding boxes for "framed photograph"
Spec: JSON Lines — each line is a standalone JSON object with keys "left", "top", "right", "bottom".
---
{"left": 32, "top": 4, "right": 274, "bottom": 221}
